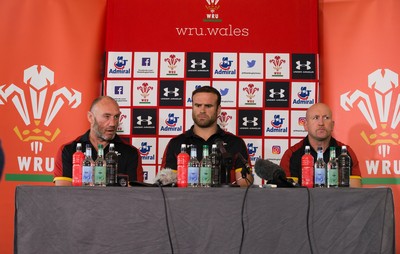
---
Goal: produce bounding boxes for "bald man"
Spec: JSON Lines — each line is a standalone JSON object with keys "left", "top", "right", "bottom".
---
{"left": 279, "top": 103, "right": 361, "bottom": 187}
{"left": 54, "top": 96, "right": 143, "bottom": 186}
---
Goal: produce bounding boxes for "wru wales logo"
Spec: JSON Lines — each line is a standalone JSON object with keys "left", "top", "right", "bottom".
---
{"left": 340, "top": 68, "right": 399, "bottom": 158}
{"left": 0, "top": 65, "right": 82, "bottom": 154}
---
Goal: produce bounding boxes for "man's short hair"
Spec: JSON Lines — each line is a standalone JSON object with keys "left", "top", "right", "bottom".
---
{"left": 192, "top": 86, "right": 221, "bottom": 106}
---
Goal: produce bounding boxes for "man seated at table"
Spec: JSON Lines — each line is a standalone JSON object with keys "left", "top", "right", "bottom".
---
{"left": 53, "top": 96, "right": 143, "bottom": 186}
{"left": 279, "top": 103, "right": 362, "bottom": 187}
{"left": 161, "top": 86, "right": 253, "bottom": 187}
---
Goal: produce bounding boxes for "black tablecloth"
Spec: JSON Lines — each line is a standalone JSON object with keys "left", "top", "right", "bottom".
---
{"left": 14, "top": 186, "right": 395, "bottom": 254}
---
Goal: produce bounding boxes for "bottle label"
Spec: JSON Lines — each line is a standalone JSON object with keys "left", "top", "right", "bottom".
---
{"left": 200, "top": 166, "right": 211, "bottom": 185}
{"left": 302, "top": 166, "right": 314, "bottom": 188}
{"left": 82, "top": 166, "right": 93, "bottom": 185}
{"left": 328, "top": 168, "right": 338, "bottom": 186}
{"left": 188, "top": 166, "right": 199, "bottom": 185}
{"left": 94, "top": 166, "right": 106, "bottom": 185}
{"left": 301, "top": 154, "right": 314, "bottom": 188}
{"left": 177, "top": 153, "right": 189, "bottom": 187}
{"left": 314, "top": 167, "right": 326, "bottom": 186}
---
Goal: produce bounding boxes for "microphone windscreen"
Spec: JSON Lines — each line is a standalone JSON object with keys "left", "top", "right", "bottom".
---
{"left": 254, "top": 159, "right": 282, "bottom": 181}
{"left": 154, "top": 168, "right": 177, "bottom": 186}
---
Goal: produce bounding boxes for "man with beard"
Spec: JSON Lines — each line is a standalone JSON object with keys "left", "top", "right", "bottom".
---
{"left": 161, "top": 86, "right": 253, "bottom": 187}
{"left": 279, "top": 103, "right": 362, "bottom": 187}
{"left": 54, "top": 96, "right": 143, "bottom": 186}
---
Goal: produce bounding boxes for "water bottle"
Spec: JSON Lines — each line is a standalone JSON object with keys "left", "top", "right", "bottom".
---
{"left": 314, "top": 146, "right": 326, "bottom": 187}
{"left": 177, "top": 144, "right": 189, "bottom": 188}
{"left": 105, "top": 143, "right": 118, "bottom": 186}
{"left": 72, "top": 143, "right": 85, "bottom": 186}
{"left": 338, "top": 146, "right": 351, "bottom": 187}
{"left": 301, "top": 145, "right": 314, "bottom": 188}
{"left": 200, "top": 145, "right": 212, "bottom": 187}
{"left": 82, "top": 144, "right": 94, "bottom": 186}
{"left": 210, "top": 144, "right": 221, "bottom": 187}
{"left": 188, "top": 145, "right": 200, "bottom": 187}
{"left": 94, "top": 144, "right": 106, "bottom": 186}
{"left": 327, "top": 147, "right": 338, "bottom": 188}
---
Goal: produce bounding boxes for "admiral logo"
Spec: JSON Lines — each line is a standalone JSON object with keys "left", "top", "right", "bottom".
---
{"left": 270, "top": 55, "right": 286, "bottom": 77}
{"left": 109, "top": 56, "right": 131, "bottom": 75}
{"left": 340, "top": 69, "right": 400, "bottom": 164}
{"left": 0, "top": 65, "right": 82, "bottom": 174}
{"left": 247, "top": 143, "right": 258, "bottom": 157}
{"left": 243, "top": 83, "right": 259, "bottom": 105}
{"left": 215, "top": 57, "right": 236, "bottom": 75}
{"left": 161, "top": 113, "right": 182, "bottom": 132}
{"left": 139, "top": 142, "right": 155, "bottom": 161}
{"left": 204, "top": 0, "right": 222, "bottom": 22}
{"left": 267, "top": 115, "right": 288, "bottom": 133}
{"left": 293, "top": 86, "right": 315, "bottom": 105}
{"left": 292, "top": 54, "right": 316, "bottom": 79}
{"left": 137, "top": 82, "right": 154, "bottom": 104}
{"left": 164, "top": 54, "right": 181, "bottom": 76}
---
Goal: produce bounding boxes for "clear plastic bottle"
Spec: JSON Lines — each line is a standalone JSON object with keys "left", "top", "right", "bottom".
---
{"left": 210, "top": 144, "right": 221, "bottom": 187}
{"left": 338, "top": 146, "right": 351, "bottom": 187}
{"left": 314, "top": 146, "right": 326, "bottom": 187}
{"left": 94, "top": 144, "right": 106, "bottom": 186}
{"left": 177, "top": 144, "right": 189, "bottom": 188}
{"left": 188, "top": 145, "right": 200, "bottom": 187}
{"left": 105, "top": 143, "right": 118, "bottom": 186}
{"left": 72, "top": 143, "right": 85, "bottom": 186}
{"left": 82, "top": 144, "right": 94, "bottom": 186}
{"left": 327, "top": 147, "right": 338, "bottom": 188}
{"left": 200, "top": 145, "right": 212, "bottom": 187}
{"left": 301, "top": 145, "right": 314, "bottom": 188}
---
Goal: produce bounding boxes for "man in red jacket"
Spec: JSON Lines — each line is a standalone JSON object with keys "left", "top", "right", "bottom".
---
{"left": 279, "top": 103, "right": 362, "bottom": 187}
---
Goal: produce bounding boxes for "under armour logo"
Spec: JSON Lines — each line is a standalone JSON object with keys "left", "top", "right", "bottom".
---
{"left": 243, "top": 117, "right": 258, "bottom": 126}
{"left": 137, "top": 116, "right": 152, "bottom": 125}
{"left": 191, "top": 59, "right": 206, "bottom": 69}
{"left": 163, "top": 88, "right": 179, "bottom": 97}
{"left": 269, "top": 89, "right": 285, "bottom": 98}
{"left": 296, "top": 61, "right": 311, "bottom": 70}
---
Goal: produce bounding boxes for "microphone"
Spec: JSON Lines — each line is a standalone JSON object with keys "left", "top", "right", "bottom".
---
{"left": 215, "top": 139, "right": 233, "bottom": 184}
{"left": 254, "top": 159, "right": 295, "bottom": 187}
{"left": 154, "top": 168, "right": 177, "bottom": 187}
{"left": 236, "top": 153, "right": 251, "bottom": 178}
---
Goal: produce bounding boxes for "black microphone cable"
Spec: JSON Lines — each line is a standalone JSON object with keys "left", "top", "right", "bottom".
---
{"left": 239, "top": 175, "right": 254, "bottom": 254}
{"left": 157, "top": 183, "right": 175, "bottom": 254}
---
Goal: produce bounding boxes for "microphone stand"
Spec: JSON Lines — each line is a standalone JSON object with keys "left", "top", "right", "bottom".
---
{"left": 220, "top": 152, "right": 239, "bottom": 187}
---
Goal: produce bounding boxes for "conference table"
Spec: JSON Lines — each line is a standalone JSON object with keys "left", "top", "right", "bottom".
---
{"left": 14, "top": 186, "right": 394, "bottom": 254}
